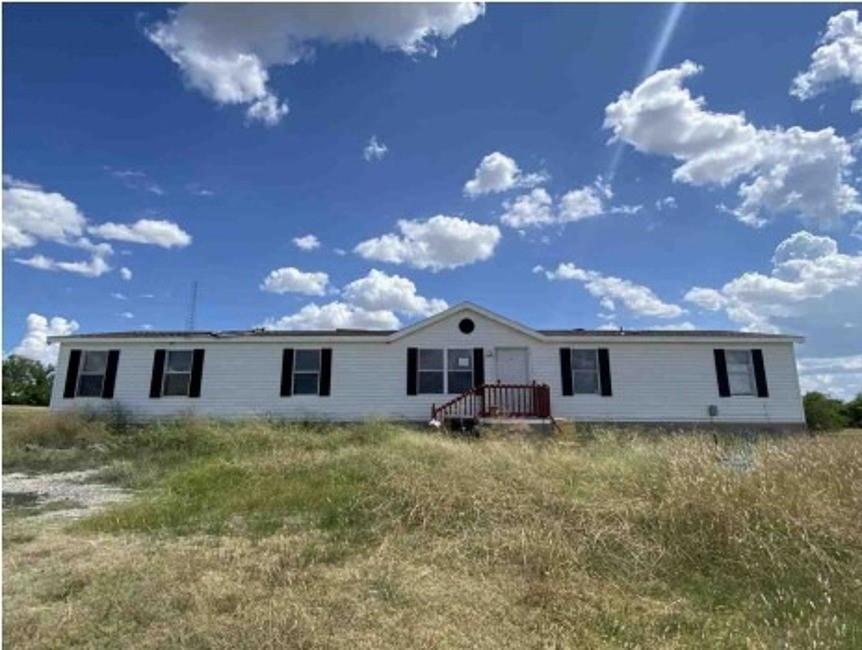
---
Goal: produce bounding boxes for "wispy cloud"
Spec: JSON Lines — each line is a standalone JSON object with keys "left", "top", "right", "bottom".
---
{"left": 104, "top": 166, "right": 164, "bottom": 195}
{"left": 363, "top": 136, "right": 388, "bottom": 161}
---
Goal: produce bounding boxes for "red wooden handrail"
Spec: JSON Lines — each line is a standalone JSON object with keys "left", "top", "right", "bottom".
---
{"left": 431, "top": 382, "right": 553, "bottom": 422}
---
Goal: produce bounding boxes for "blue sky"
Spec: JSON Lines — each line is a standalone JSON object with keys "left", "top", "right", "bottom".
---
{"left": 4, "top": 3, "right": 862, "bottom": 397}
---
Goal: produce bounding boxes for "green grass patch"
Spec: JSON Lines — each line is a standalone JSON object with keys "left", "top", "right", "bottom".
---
{"left": 4, "top": 407, "right": 862, "bottom": 648}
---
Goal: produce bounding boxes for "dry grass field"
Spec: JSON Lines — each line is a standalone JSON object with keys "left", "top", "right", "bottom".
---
{"left": 3, "top": 406, "right": 862, "bottom": 648}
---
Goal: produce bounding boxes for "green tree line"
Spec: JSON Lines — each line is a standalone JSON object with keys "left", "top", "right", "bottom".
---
{"left": 804, "top": 391, "right": 862, "bottom": 431}
{"left": 3, "top": 356, "right": 54, "bottom": 406}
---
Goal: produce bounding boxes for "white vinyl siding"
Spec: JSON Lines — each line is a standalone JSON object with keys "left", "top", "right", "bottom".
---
{"left": 50, "top": 309, "right": 805, "bottom": 425}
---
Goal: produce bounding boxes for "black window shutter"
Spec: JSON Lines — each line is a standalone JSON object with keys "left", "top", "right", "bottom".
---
{"left": 751, "top": 349, "right": 769, "bottom": 398}
{"left": 598, "top": 348, "right": 613, "bottom": 397}
{"left": 560, "top": 348, "right": 573, "bottom": 396}
{"left": 189, "top": 349, "right": 205, "bottom": 398}
{"left": 714, "top": 349, "right": 730, "bottom": 397}
{"left": 473, "top": 348, "right": 485, "bottom": 387}
{"left": 281, "top": 349, "right": 294, "bottom": 397}
{"left": 406, "top": 348, "right": 418, "bottom": 396}
{"left": 102, "top": 350, "right": 120, "bottom": 399}
{"left": 149, "top": 349, "right": 166, "bottom": 398}
{"left": 319, "top": 348, "right": 332, "bottom": 396}
{"left": 63, "top": 349, "right": 82, "bottom": 398}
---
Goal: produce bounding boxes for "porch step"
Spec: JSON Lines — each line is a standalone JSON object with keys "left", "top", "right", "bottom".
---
{"left": 478, "top": 417, "right": 563, "bottom": 433}
{"left": 479, "top": 417, "right": 556, "bottom": 426}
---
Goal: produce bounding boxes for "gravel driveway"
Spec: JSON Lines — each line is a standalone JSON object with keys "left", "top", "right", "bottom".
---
{"left": 2, "top": 468, "right": 131, "bottom": 520}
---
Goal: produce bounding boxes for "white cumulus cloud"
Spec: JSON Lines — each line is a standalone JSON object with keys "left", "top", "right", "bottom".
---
{"left": 500, "top": 188, "right": 555, "bottom": 228}
{"left": 261, "top": 302, "right": 400, "bottom": 330}
{"left": 604, "top": 60, "right": 861, "bottom": 228}
{"left": 88, "top": 219, "right": 192, "bottom": 248}
{"left": 260, "top": 267, "right": 330, "bottom": 295}
{"left": 464, "top": 151, "right": 547, "bottom": 197}
{"left": 14, "top": 253, "right": 111, "bottom": 278}
{"left": 558, "top": 185, "right": 606, "bottom": 223}
{"left": 500, "top": 178, "right": 640, "bottom": 228}
{"left": 120, "top": 267, "right": 133, "bottom": 281}
{"left": 792, "top": 10, "right": 862, "bottom": 113}
{"left": 538, "top": 263, "right": 686, "bottom": 319}
{"left": 645, "top": 321, "right": 698, "bottom": 331}
{"left": 147, "top": 3, "right": 483, "bottom": 125}
{"left": 684, "top": 231, "right": 862, "bottom": 360}
{"left": 342, "top": 269, "right": 447, "bottom": 317}
{"left": 11, "top": 313, "right": 79, "bottom": 366}
{"left": 3, "top": 180, "right": 86, "bottom": 249}
{"left": 355, "top": 215, "right": 501, "bottom": 271}
{"left": 4, "top": 178, "right": 189, "bottom": 278}
{"left": 292, "top": 234, "right": 321, "bottom": 251}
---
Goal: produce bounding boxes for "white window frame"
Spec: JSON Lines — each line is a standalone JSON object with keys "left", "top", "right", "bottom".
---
{"left": 571, "top": 348, "right": 601, "bottom": 395}
{"left": 76, "top": 350, "right": 108, "bottom": 397}
{"left": 417, "top": 348, "right": 445, "bottom": 395}
{"left": 446, "top": 348, "right": 474, "bottom": 395}
{"left": 726, "top": 349, "right": 755, "bottom": 396}
{"left": 163, "top": 349, "right": 193, "bottom": 397}
{"left": 293, "top": 349, "right": 321, "bottom": 396}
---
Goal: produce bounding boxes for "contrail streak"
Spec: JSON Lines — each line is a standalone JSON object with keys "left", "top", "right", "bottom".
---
{"left": 606, "top": 3, "right": 686, "bottom": 182}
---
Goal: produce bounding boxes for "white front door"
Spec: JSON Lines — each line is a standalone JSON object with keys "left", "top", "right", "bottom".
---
{"left": 495, "top": 347, "right": 529, "bottom": 384}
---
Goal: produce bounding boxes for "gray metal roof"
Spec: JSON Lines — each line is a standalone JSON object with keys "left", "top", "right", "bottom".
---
{"left": 536, "top": 329, "right": 792, "bottom": 339}
{"left": 62, "top": 329, "right": 397, "bottom": 339}
{"left": 50, "top": 302, "right": 801, "bottom": 342}
{"left": 57, "top": 327, "right": 794, "bottom": 340}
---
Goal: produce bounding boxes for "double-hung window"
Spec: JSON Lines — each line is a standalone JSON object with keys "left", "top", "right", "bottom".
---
{"left": 726, "top": 350, "right": 755, "bottom": 396}
{"left": 77, "top": 351, "right": 108, "bottom": 397}
{"left": 418, "top": 349, "right": 444, "bottom": 394}
{"left": 163, "top": 350, "right": 193, "bottom": 396}
{"left": 571, "top": 349, "right": 600, "bottom": 395}
{"left": 293, "top": 350, "right": 321, "bottom": 395}
{"left": 447, "top": 349, "right": 473, "bottom": 394}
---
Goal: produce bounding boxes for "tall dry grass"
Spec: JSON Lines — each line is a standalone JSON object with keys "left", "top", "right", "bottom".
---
{"left": 3, "top": 411, "right": 861, "bottom": 648}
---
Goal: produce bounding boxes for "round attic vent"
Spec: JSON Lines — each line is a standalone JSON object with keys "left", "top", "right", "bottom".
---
{"left": 458, "top": 318, "right": 475, "bottom": 334}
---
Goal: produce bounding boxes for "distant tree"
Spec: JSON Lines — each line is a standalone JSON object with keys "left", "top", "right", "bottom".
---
{"left": 2, "top": 355, "right": 54, "bottom": 406}
{"left": 803, "top": 391, "right": 848, "bottom": 431}
{"left": 845, "top": 393, "right": 862, "bottom": 428}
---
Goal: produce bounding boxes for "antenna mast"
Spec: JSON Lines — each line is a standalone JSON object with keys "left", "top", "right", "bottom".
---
{"left": 186, "top": 280, "right": 199, "bottom": 331}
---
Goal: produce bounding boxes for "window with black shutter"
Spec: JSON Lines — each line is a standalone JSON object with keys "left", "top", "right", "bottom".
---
{"left": 163, "top": 350, "right": 193, "bottom": 396}
{"left": 726, "top": 349, "right": 756, "bottom": 396}
{"left": 150, "top": 348, "right": 203, "bottom": 398}
{"left": 76, "top": 351, "right": 109, "bottom": 397}
{"left": 293, "top": 349, "right": 321, "bottom": 395}
{"left": 63, "top": 349, "right": 82, "bottom": 399}
{"left": 561, "top": 348, "right": 612, "bottom": 397}
{"left": 282, "top": 348, "right": 332, "bottom": 396}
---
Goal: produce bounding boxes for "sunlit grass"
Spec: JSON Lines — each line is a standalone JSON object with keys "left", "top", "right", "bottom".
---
{"left": 4, "top": 408, "right": 862, "bottom": 648}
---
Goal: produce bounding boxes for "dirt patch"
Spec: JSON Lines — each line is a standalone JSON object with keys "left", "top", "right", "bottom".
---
{"left": 2, "top": 469, "right": 131, "bottom": 520}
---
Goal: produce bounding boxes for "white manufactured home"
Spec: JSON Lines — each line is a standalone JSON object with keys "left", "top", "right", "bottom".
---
{"left": 49, "top": 302, "right": 806, "bottom": 430}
